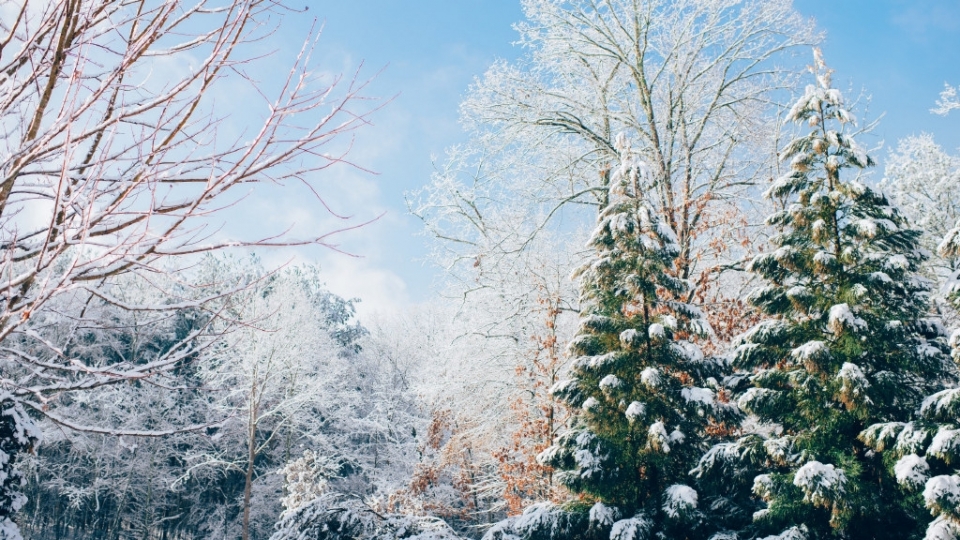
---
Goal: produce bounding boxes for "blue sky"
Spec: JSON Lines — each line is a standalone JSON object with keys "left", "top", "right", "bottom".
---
{"left": 247, "top": 1, "right": 959, "bottom": 316}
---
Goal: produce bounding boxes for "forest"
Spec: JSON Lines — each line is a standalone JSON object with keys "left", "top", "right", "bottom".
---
{"left": 1, "top": 1, "right": 959, "bottom": 540}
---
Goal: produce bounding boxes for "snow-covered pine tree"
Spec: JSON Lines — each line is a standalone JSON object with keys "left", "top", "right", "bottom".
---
{"left": 858, "top": 221, "right": 960, "bottom": 540}
{"left": 696, "top": 50, "right": 955, "bottom": 540}
{"left": 496, "top": 135, "right": 739, "bottom": 540}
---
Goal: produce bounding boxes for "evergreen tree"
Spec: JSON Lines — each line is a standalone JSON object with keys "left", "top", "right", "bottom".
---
{"left": 518, "top": 135, "right": 738, "bottom": 540}
{"left": 696, "top": 50, "right": 955, "bottom": 540}
{"left": 856, "top": 221, "right": 960, "bottom": 540}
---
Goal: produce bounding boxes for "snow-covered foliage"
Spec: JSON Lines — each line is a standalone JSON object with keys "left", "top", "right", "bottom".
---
{"left": 792, "top": 461, "right": 847, "bottom": 510}
{"left": 933, "top": 84, "right": 960, "bottom": 116}
{"left": 663, "top": 485, "right": 699, "bottom": 519}
{"left": 880, "top": 133, "right": 960, "bottom": 292}
{"left": 0, "top": 397, "right": 40, "bottom": 540}
{"left": 15, "top": 261, "right": 425, "bottom": 539}
{"left": 895, "top": 455, "right": 932, "bottom": 489}
{"left": 271, "top": 494, "right": 464, "bottom": 540}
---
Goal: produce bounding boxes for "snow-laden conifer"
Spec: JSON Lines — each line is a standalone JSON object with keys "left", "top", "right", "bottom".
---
{"left": 695, "top": 50, "right": 956, "bottom": 540}
{"left": 861, "top": 236, "right": 960, "bottom": 539}
{"left": 504, "top": 135, "right": 741, "bottom": 540}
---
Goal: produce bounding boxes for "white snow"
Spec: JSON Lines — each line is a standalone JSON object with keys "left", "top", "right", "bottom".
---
{"left": 647, "top": 421, "right": 670, "bottom": 453}
{"left": 894, "top": 454, "right": 930, "bottom": 489}
{"left": 837, "top": 362, "right": 871, "bottom": 404}
{"left": 610, "top": 515, "right": 653, "bottom": 540}
{"left": 669, "top": 428, "right": 686, "bottom": 445}
{"left": 641, "top": 367, "right": 661, "bottom": 389}
{"left": 925, "top": 515, "right": 960, "bottom": 540}
{"left": 536, "top": 445, "right": 562, "bottom": 466}
{"left": 672, "top": 341, "right": 705, "bottom": 363}
{"left": 589, "top": 502, "right": 620, "bottom": 527}
{"left": 793, "top": 461, "right": 846, "bottom": 507}
{"left": 884, "top": 254, "right": 909, "bottom": 271}
{"left": 626, "top": 401, "right": 646, "bottom": 422}
{"left": 663, "top": 484, "right": 698, "bottom": 518}
{"left": 759, "top": 526, "right": 808, "bottom": 540}
{"left": 599, "top": 375, "right": 622, "bottom": 392}
{"left": 790, "top": 341, "right": 829, "bottom": 365}
{"left": 737, "top": 387, "right": 779, "bottom": 415}
{"left": 923, "top": 475, "right": 960, "bottom": 514}
{"left": 753, "top": 474, "right": 774, "bottom": 500}
{"left": 857, "top": 219, "right": 879, "bottom": 238}
{"left": 764, "top": 437, "right": 795, "bottom": 465}
{"left": 895, "top": 423, "right": 933, "bottom": 455}
{"left": 813, "top": 250, "right": 837, "bottom": 268}
{"left": 574, "top": 433, "right": 604, "bottom": 476}
{"left": 648, "top": 323, "right": 666, "bottom": 339}
{"left": 681, "top": 387, "right": 712, "bottom": 406}
{"left": 661, "top": 315, "right": 678, "bottom": 330}
{"left": 549, "top": 379, "right": 577, "bottom": 396}
{"left": 513, "top": 503, "right": 563, "bottom": 536}
{"left": 582, "top": 397, "right": 599, "bottom": 411}
{"left": 0, "top": 519, "right": 24, "bottom": 540}
{"left": 620, "top": 329, "right": 640, "bottom": 347}
{"left": 786, "top": 285, "right": 812, "bottom": 301}
{"left": 928, "top": 429, "right": 960, "bottom": 463}
{"left": 828, "top": 303, "right": 867, "bottom": 335}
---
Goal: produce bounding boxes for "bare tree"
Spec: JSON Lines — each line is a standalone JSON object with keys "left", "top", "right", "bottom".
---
{"left": 0, "top": 0, "right": 377, "bottom": 532}
{"left": 412, "top": 0, "right": 817, "bottom": 302}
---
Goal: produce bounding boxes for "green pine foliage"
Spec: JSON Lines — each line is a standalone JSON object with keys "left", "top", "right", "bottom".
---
{"left": 697, "top": 51, "right": 956, "bottom": 540}
{"left": 536, "top": 135, "right": 740, "bottom": 539}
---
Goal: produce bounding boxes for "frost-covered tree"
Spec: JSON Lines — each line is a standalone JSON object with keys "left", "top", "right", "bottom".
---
{"left": 698, "top": 51, "right": 956, "bottom": 540}
{"left": 414, "top": 0, "right": 817, "bottom": 294}
{"left": 490, "top": 137, "right": 736, "bottom": 540}
{"left": 933, "top": 84, "right": 960, "bottom": 117}
{"left": 880, "top": 134, "right": 960, "bottom": 284}
{"left": 0, "top": 0, "right": 377, "bottom": 533}
{"left": 12, "top": 258, "right": 425, "bottom": 540}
